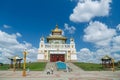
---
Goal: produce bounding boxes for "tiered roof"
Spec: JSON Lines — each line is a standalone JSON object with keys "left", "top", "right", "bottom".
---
{"left": 47, "top": 25, "right": 67, "bottom": 41}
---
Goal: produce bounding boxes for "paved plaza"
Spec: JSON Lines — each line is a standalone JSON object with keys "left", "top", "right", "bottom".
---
{"left": 0, "top": 70, "right": 120, "bottom": 80}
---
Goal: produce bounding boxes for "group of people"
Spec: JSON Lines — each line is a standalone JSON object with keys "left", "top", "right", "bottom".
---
{"left": 46, "top": 66, "right": 54, "bottom": 75}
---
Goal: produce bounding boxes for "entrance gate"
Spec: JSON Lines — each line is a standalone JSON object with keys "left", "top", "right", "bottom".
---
{"left": 50, "top": 54, "right": 65, "bottom": 62}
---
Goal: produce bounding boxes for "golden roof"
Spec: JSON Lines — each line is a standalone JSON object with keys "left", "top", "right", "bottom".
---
{"left": 101, "top": 55, "right": 112, "bottom": 60}
{"left": 8, "top": 56, "right": 22, "bottom": 60}
{"left": 52, "top": 25, "right": 62, "bottom": 33}
{"left": 47, "top": 24, "right": 67, "bottom": 41}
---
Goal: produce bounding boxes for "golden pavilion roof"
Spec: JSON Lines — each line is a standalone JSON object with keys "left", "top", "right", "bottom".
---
{"left": 8, "top": 56, "right": 22, "bottom": 60}
{"left": 101, "top": 55, "right": 112, "bottom": 60}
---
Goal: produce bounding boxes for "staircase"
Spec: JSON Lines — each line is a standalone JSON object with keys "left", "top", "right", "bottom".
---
{"left": 45, "top": 62, "right": 57, "bottom": 71}
{"left": 45, "top": 62, "right": 84, "bottom": 72}
{"left": 66, "top": 62, "right": 84, "bottom": 72}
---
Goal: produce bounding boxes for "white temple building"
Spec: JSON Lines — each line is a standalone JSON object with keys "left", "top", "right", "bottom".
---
{"left": 37, "top": 25, "right": 77, "bottom": 62}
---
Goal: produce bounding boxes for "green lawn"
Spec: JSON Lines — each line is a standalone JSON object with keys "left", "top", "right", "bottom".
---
{"left": 73, "top": 62, "right": 103, "bottom": 71}
{"left": 0, "top": 64, "right": 9, "bottom": 70}
{"left": 0, "top": 62, "right": 47, "bottom": 71}
{"left": 27, "top": 62, "right": 47, "bottom": 71}
{"left": 73, "top": 62, "right": 120, "bottom": 71}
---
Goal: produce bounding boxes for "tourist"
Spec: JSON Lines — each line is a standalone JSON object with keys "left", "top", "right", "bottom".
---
{"left": 66, "top": 63, "right": 70, "bottom": 72}
{"left": 27, "top": 68, "right": 30, "bottom": 75}
{"left": 27, "top": 68, "right": 30, "bottom": 72}
{"left": 51, "top": 66, "right": 54, "bottom": 74}
{"left": 66, "top": 66, "right": 69, "bottom": 72}
{"left": 47, "top": 68, "right": 50, "bottom": 75}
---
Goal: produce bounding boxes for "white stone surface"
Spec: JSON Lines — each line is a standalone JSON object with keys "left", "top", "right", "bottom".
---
{"left": 71, "top": 54, "right": 77, "bottom": 60}
{"left": 37, "top": 54, "right": 44, "bottom": 59}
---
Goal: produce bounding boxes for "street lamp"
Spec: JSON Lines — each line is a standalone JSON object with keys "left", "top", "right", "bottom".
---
{"left": 22, "top": 49, "right": 28, "bottom": 76}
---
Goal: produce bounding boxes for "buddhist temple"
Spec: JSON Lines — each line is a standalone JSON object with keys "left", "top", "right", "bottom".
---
{"left": 37, "top": 25, "right": 77, "bottom": 62}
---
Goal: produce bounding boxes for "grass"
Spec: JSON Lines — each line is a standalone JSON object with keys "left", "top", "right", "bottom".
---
{"left": 73, "top": 62, "right": 120, "bottom": 71}
{"left": 0, "top": 62, "right": 47, "bottom": 71}
{"left": 28, "top": 62, "right": 47, "bottom": 71}
{"left": 0, "top": 64, "right": 9, "bottom": 70}
{"left": 73, "top": 62, "right": 104, "bottom": 71}
{"left": 1, "top": 62, "right": 120, "bottom": 71}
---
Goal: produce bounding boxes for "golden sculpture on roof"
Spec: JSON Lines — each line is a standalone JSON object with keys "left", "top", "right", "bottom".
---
{"left": 52, "top": 24, "right": 62, "bottom": 33}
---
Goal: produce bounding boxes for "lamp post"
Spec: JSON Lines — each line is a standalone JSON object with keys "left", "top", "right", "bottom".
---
{"left": 22, "top": 50, "right": 27, "bottom": 76}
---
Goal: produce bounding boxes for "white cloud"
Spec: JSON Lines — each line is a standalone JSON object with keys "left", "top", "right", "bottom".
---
{"left": 111, "top": 36, "right": 120, "bottom": 52}
{"left": 0, "top": 30, "right": 37, "bottom": 64}
{"left": 112, "top": 36, "right": 120, "bottom": 45}
{"left": 77, "top": 48, "right": 96, "bottom": 63}
{"left": 64, "top": 23, "right": 76, "bottom": 34}
{"left": 70, "top": 0, "right": 112, "bottom": 22}
{"left": 70, "top": 0, "right": 79, "bottom": 2}
{"left": 0, "top": 30, "right": 18, "bottom": 45}
{"left": 112, "top": 53, "right": 120, "bottom": 61}
{"left": 16, "top": 32, "right": 22, "bottom": 37}
{"left": 77, "top": 47, "right": 120, "bottom": 63}
{"left": 116, "top": 24, "right": 120, "bottom": 31}
{"left": 62, "top": 30, "right": 65, "bottom": 35}
{"left": 77, "top": 22, "right": 120, "bottom": 63}
{"left": 3, "top": 24, "right": 11, "bottom": 28}
{"left": 83, "top": 21, "right": 116, "bottom": 47}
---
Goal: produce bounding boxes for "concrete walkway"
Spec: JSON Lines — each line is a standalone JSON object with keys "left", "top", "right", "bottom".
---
{"left": 0, "top": 71, "right": 120, "bottom": 80}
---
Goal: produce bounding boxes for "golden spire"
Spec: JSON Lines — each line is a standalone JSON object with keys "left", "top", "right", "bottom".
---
{"left": 56, "top": 24, "right": 58, "bottom": 29}
{"left": 51, "top": 24, "right": 62, "bottom": 33}
{"left": 54, "top": 24, "right": 59, "bottom": 31}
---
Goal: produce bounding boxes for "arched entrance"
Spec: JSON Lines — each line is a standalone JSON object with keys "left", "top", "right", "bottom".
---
{"left": 50, "top": 54, "right": 65, "bottom": 62}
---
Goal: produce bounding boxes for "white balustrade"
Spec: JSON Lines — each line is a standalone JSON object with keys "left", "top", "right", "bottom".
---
{"left": 44, "top": 44, "right": 70, "bottom": 50}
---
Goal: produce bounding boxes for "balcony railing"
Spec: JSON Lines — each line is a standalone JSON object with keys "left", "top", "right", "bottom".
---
{"left": 44, "top": 44, "right": 70, "bottom": 49}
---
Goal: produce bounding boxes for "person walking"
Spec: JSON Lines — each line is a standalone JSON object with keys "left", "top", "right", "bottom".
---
{"left": 27, "top": 68, "right": 30, "bottom": 75}
{"left": 51, "top": 66, "right": 54, "bottom": 74}
{"left": 46, "top": 68, "right": 50, "bottom": 75}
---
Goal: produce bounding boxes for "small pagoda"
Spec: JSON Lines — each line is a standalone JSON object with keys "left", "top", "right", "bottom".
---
{"left": 8, "top": 56, "right": 23, "bottom": 69}
{"left": 101, "top": 55, "right": 112, "bottom": 68}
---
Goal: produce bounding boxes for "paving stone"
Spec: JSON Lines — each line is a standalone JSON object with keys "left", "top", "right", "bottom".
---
{"left": 0, "top": 71, "right": 120, "bottom": 80}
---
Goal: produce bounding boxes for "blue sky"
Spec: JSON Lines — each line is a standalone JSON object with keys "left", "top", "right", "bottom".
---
{"left": 0, "top": 0, "right": 120, "bottom": 63}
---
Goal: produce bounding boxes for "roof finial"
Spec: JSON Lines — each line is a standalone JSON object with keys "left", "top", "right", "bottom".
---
{"left": 56, "top": 24, "right": 58, "bottom": 29}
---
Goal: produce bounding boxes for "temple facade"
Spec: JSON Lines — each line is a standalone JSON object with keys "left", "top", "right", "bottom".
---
{"left": 37, "top": 25, "right": 77, "bottom": 62}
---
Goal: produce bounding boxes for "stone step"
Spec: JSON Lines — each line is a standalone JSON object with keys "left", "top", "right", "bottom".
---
{"left": 45, "top": 62, "right": 84, "bottom": 73}
{"left": 45, "top": 62, "right": 57, "bottom": 71}
{"left": 67, "top": 62, "right": 84, "bottom": 72}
